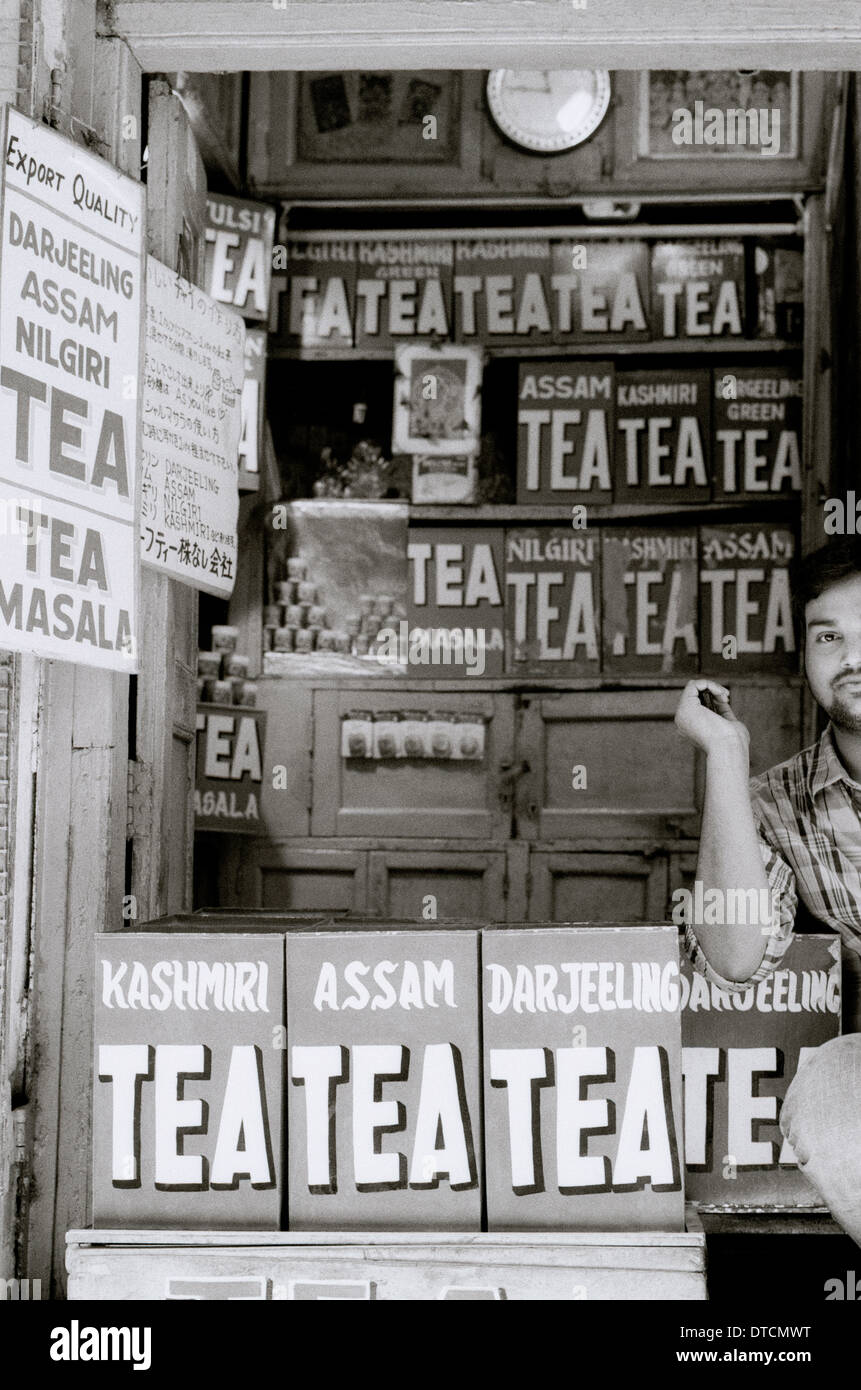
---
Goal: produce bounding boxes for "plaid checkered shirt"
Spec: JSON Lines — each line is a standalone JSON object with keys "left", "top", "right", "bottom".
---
{"left": 685, "top": 723, "right": 861, "bottom": 991}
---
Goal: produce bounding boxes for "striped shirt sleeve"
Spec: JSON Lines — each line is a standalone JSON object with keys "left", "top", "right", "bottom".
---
{"left": 683, "top": 832, "right": 799, "bottom": 994}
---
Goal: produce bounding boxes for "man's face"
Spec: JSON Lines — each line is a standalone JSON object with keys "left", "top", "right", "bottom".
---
{"left": 804, "top": 574, "right": 861, "bottom": 733}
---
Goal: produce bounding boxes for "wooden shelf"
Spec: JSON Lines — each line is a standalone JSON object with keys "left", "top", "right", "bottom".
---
{"left": 409, "top": 500, "right": 801, "bottom": 523}
{"left": 269, "top": 339, "right": 800, "bottom": 362}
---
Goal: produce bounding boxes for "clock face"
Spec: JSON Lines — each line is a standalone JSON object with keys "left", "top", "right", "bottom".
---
{"left": 486, "top": 69, "right": 612, "bottom": 153}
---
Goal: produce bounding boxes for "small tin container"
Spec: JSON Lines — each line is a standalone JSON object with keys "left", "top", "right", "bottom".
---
{"left": 210, "top": 625, "right": 239, "bottom": 653}
{"left": 197, "top": 651, "right": 222, "bottom": 678}
{"left": 316, "top": 630, "right": 335, "bottom": 652}
{"left": 239, "top": 681, "right": 258, "bottom": 707}
{"left": 401, "top": 710, "right": 428, "bottom": 758}
{"left": 331, "top": 630, "right": 351, "bottom": 653}
{"left": 309, "top": 604, "right": 327, "bottom": 627}
{"left": 342, "top": 711, "right": 373, "bottom": 759}
{"left": 294, "top": 628, "right": 314, "bottom": 653}
{"left": 373, "top": 712, "right": 401, "bottom": 759}
{"left": 276, "top": 581, "right": 296, "bottom": 605}
{"left": 286, "top": 604, "right": 304, "bottom": 627}
{"left": 287, "top": 557, "right": 307, "bottom": 581}
{"left": 263, "top": 604, "right": 282, "bottom": 627}
{"left": 224, "top": 653, "right": 249, "bottom": 679}
{"left": 429, "top": 712, "right": 453, "bottom": 759}
{"left": 273, "top": 627, "right": 294, "bottom": 652}
{"left": 354, "top": 634, "right": 370, "bottom": 655}
{"left": 211, "top": 678, "right": 234, "bottom": 704}
{"left": 297, "top": 581, "right": 316, "bottom": 603}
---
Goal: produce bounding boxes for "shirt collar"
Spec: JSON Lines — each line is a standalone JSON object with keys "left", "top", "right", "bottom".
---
{"left": 809, "top": 723, "right": 861, "bottom": 799}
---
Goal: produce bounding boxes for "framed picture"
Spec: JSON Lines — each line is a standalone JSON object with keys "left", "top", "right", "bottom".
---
{"left": 638, "top": 71, "right": 799, "bottom": 159}
{"left": 298, "top": 71, "right": 461, "bottom": 163}
{"left": 392, "top": 344, "right": 483, "bottom": 458}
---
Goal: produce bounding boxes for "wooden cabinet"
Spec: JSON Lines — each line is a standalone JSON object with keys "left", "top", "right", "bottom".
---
{"left": 247, "top": 71, "right": 832, "bottom": 201}
{"left": 517, "top": 690, "right": 700, "bottom": 842}
{"left": 310, "top": 688, "right": 514, "bottom": 840}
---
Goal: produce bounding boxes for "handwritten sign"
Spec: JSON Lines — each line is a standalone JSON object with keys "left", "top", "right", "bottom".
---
{"left": 651, "top": 239, "right": 745, "bottom": 339}
{"left": 141, "top": 256, "right": 244, "bottom": 596}
{"left": 680, "top": 935, "right": 840, "bottom": 1207}
{"left": 286, "top": 930, "right": 481, "bottom": 1230}
{"left": 614, "top": 370, "right": 711, "bottom": 503}
{"left": 602, "top": 527, "right": 699, "bottom": 676}
{"left": 504, "top": 527, "right": 601, "bottom": 676}
{"left": 517, "top": 361, "right": 614, "bottom": 505}
{"left": 0, "top": 106, "right": 142, "bottom": 669}
{"left": 92, "top": 934, "right": 284, "bottom": 1228}
{"left": 483, "top": 927, "right": 685, "bottom": 1231}
{"left": 712, "top": 366, "right": 802, "bottom": 498}
{"left": 699, "top": 523, "right": 796, "bottom": 673}
{"left": 195, "top": 706, "right": 267, "bottom": 835}
{"left": 204, "top": 193, "right": 275, "bottom": 323}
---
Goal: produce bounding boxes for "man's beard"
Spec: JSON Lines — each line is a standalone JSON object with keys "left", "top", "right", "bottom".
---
{"left": 829, "top": 692, "right": 861, "bottom": 734}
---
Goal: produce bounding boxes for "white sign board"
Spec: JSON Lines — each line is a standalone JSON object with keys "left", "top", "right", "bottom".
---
{"left": 141, "top": 256, "right": 244, "bottom": 597}
{"left": 0, "top": 106, "right": 143, "bottom": 669}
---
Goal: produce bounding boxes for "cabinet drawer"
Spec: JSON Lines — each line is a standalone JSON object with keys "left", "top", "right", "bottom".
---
{"left": 368, "top": 850, "right": 506, "bottom": 921}
{"left": 527, "top": 851, "right": 668, "bottom": 923}
{"left": 252, "top": 846, "right": 368, "bottom": 913}
{"left": 518, "top": 691, "right": 699, "bottom": 841}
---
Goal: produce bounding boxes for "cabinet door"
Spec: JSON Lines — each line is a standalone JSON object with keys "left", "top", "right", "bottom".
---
{"left": 517, "top": 691, "right": 700, "bottom": 842}
{"left": 312, "top": 690, "right": 514, "bottom": 839}
{"left": 250, "top": 846, "right": 367, "bottom": 913}
{"left": 368, "top": 850, "right": 506, "bottom": 922}
{"left": 527, "top": 851, "right": 669, "bottom": 924}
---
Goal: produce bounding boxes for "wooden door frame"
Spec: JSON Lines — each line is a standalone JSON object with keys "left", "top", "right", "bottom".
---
{"left": 101, "top": 2, "right": 861, "bottom": 71}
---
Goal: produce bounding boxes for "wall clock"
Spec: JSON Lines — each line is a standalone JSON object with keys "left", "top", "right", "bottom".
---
{"left": 486, "top": 69, "right": 612, "bottom": 153}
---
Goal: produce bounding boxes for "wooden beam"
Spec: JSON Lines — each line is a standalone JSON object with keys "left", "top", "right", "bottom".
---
{"left": 101, "top": 0, "right": 861, "bottom": 71}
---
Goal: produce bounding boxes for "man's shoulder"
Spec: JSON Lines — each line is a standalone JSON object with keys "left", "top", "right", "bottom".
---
{"left": 748, "top": 738, "right": 820, "bottom": 811}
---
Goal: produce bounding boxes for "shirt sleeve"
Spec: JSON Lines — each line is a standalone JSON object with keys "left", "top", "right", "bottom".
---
{"left": 683, "top": 833, "right": 798, "bottom": 994}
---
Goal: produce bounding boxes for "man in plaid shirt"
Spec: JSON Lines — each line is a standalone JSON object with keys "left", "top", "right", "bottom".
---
{"left": 675, "top": 535, "right": 861, "bottom": 1245}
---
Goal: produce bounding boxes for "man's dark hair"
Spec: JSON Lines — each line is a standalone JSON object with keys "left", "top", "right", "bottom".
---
{"left": 792, "top": 535, "right": 861, "bottom": 645}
